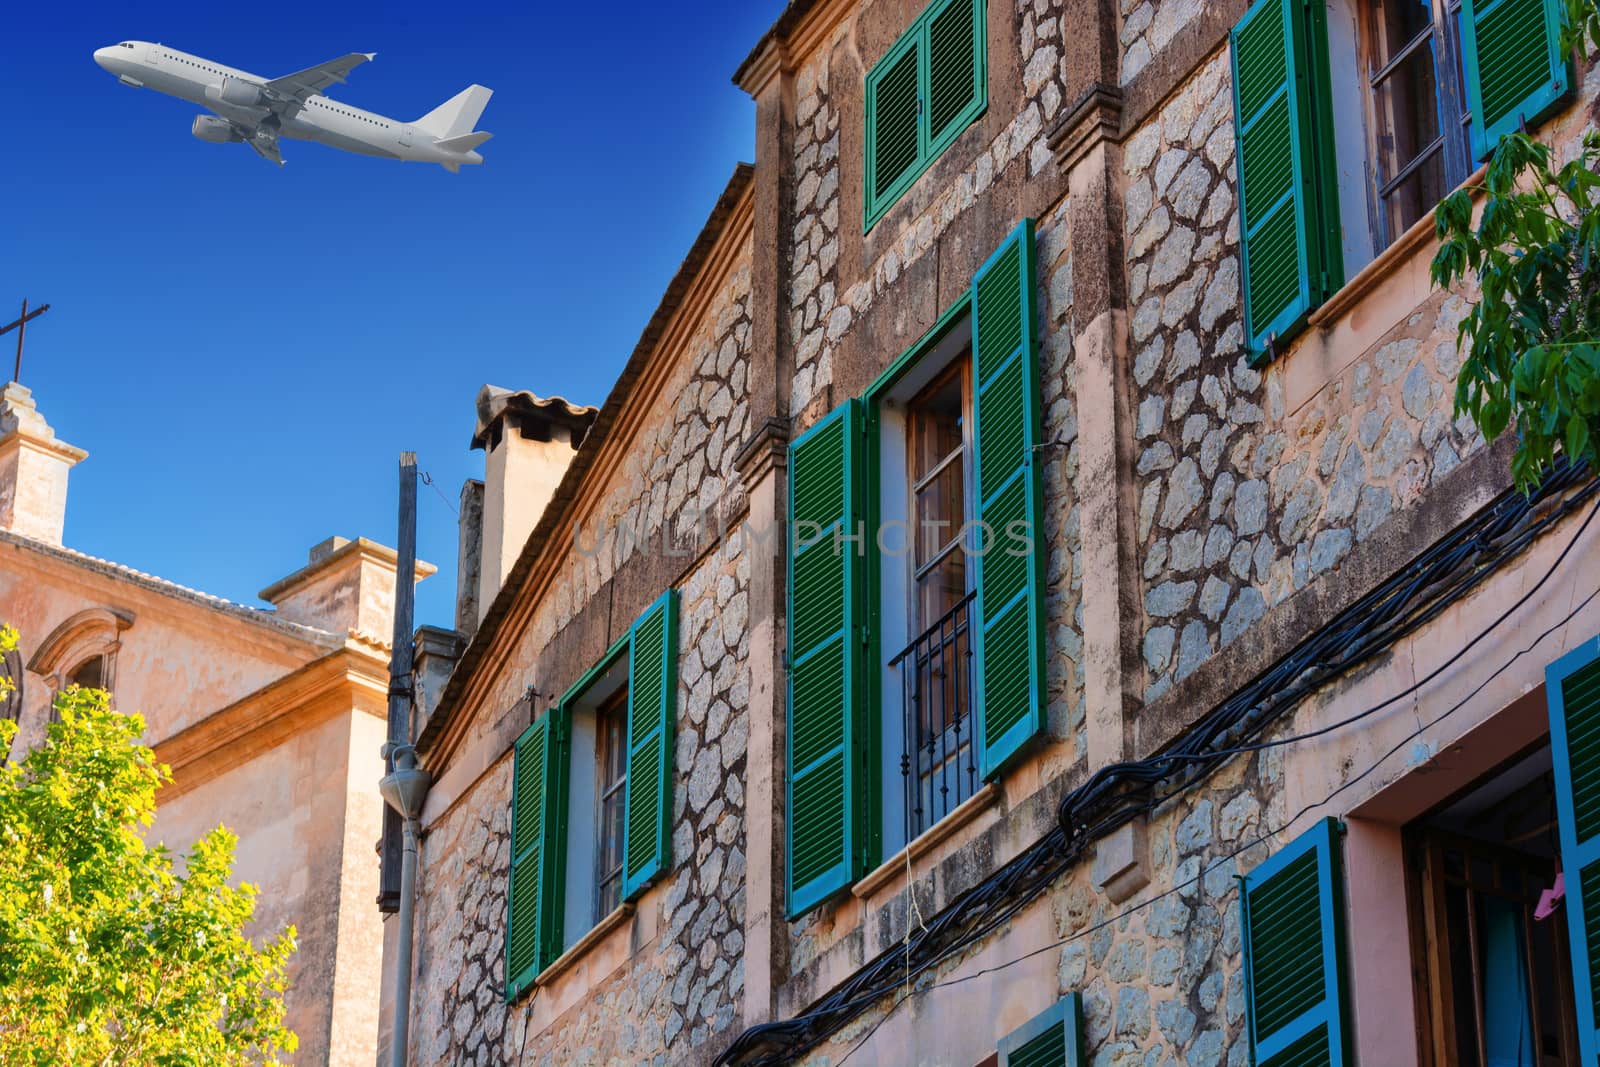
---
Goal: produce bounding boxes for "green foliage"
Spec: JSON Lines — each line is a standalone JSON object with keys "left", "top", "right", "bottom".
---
{"left": 0, "top": 651, "right": 297, "bottom": 1066}
{"left": 1432, "top": 9, "right": 1600, "bottom": 491}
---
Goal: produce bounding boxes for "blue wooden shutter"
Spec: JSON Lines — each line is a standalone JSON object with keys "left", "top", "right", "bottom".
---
{"left": 998, "top": 993, "right": 1086, "bottom": 1067}
{"left": 1460, "top": 0, "right": 1573, "bottom": 160}
{"left": 1547, "top": 633, "right": 1600, "bottom": 1065}
{"left": 1229, "top": 0, "right": 1343, "bottom": 361}
{"left": 1241, "top": 817, "right": 1350, "bottom": 1066}
{"left": 969, "top": 219, "right": 1047, "bottom": 779}
{"left": 787, "top": 399, "right": 870, "bottom": 916}
{"left": 504, "top": 710, "right": 568, "bottom": 1000}
{"left": 621, "top": 589, "right": 677, "bottom": 902}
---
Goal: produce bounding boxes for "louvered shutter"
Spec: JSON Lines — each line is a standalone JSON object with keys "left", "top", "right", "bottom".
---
{"left": 998, "top": 993, "right": 1086, "bottom": 1067}
{"left": 866, "top": 37, "right": 922, "bottom": 224}
{"left": 1241, "top": 817, "right": 1350, "bottom": 1066}
{"left": 1546, "top": 634, "right": 1600, "bottom": 1065}
{"left": 621, "top": 589, "right": 677, "bottom": 902}
{"left": 864, "top": 0, "right": 987, "bottom": 229}
{"left": 1229, "top": 0, "right": 1342, "bottom": 362}
{"left": 969, "top": 219, "right": 1047, "bottom": 779}
{"left": 504, "top": 711, "right": 568, "bottom": 1000}
{"left": 927, "top": 0, "right": 985, "bottom": 148}
{"left": 1460, "top": 0, "right": 1572, "bottom": 160}
{"left": 787, "top": 399, "right": 870, "bottom": 916}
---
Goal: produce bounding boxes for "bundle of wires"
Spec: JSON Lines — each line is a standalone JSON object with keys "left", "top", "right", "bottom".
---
{"left": 714, "top": 457, "right": 1599, "bottom": 1067}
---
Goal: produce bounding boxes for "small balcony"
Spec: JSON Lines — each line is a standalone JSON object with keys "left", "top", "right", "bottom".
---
{"left": 890, "top": 590, "right": 978, "bottom": 841}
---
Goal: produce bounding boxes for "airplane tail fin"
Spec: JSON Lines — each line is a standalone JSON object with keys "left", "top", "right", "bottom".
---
{"left": 415, "top": 84, "right": 492, "bottom": 138}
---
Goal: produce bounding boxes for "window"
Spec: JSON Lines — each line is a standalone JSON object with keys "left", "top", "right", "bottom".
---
{"left": 504, "top": 590, "right": 676, "bottom": 1001}
{"left": 785, "top": 220, "right": 1047, "bottom": 916}
{"left": 1, "top": 642, "right": 22, "bottom": 723}
{"left": 1361, "top": 0, "right": 1475, "bottom": 245}
{"left": 594, "top": 689, "right": 629, "bottom": 918}
{"left": 863, "top": 0, "right": 986, "bottom": 231}
{"left": 1405, "top": 749, "right": 1579, "bottom": 1066}
{"left": 1229, "top": 0, "right": 1572, "bottom": 360}
{"left": 880, "top": 335, "right": 980, "bottom": 849}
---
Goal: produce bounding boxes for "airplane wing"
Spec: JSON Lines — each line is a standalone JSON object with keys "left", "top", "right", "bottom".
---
{"left": 262, "top": 53, "right": 375, "bottom": 112}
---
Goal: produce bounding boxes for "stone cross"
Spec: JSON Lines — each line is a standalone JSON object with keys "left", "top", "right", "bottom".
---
{"left": 0, "top": 299, "right": 51, "bottom": 385}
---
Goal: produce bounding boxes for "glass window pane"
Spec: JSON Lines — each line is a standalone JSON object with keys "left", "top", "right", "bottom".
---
{"left": 914, "top": 458, "right": 965, "bottom": 564}
{"left": 1380, "top": 140, "right": 1446, "bottom": 237}
{"left": 916, "top": 549, "right": 967, "bottom": 630}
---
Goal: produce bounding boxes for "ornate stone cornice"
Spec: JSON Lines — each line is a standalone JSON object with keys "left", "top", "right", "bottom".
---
{"left": 734, "top": 416, "right": 791, "bottom": 488}
{"left": 1047, "top": 83, "right": 1126, "bottom": 172}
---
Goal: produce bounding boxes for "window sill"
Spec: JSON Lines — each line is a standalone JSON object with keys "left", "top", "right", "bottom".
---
{"left": 1286, "top": 163, "right": 1488, "bottom": 416}
{"left": 853, "top": 783, "right": 1003, "bottom": 900}
{"left": 534, "top": 902, "right": 635, "bottom": 988}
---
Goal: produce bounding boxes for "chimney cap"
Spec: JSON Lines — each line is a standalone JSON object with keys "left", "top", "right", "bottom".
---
{"left": 470, "top": 386, "right": 596, "bottom": 451}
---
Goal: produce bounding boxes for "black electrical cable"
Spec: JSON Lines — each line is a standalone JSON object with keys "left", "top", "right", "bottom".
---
{"left": 714, "top": 459, "right": 1598, "bottom": 1067}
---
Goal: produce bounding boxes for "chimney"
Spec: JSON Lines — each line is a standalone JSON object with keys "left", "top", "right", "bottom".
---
{"left": 0, "top": 384, "right": 87, "bottom": 546}
{"left": 455, "top": 479, "right": 485, "bottom": 640}
{"left": 471, "top": 387, "right": 596, "bottom": 621}
{"left": 259, "top": 536, "right": 436, "bottom": 641}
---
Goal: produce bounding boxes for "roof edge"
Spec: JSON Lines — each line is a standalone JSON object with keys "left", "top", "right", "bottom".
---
{"left": 418, "top": 162, "right": 756, "bottom": 758}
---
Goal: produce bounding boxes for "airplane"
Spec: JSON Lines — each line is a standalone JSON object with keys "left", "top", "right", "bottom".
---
{"left": 92, "top": 42, "right": 492, "bottom": 171}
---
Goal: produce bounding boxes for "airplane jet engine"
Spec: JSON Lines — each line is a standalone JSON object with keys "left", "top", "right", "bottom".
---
{"left": 204, "top": 77, "right": 263, "bottom": 108}
{"left": 191, "top": 115, "right": 241, "bottom": 143}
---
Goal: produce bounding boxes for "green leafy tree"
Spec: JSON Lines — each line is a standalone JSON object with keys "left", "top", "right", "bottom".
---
{"left": 1431, "top": 0, "right": 1600, "bottom": 490}
{"left": 0, "top": 626, "right": 297, "bottom": 1066}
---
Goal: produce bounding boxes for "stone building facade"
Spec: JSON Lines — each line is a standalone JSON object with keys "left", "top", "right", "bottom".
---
{"left": 398, "top": 0, "right": 1600, "bottom": 1064}
{"left": 0, "top": 381, "right": 423, "bottom": 1067}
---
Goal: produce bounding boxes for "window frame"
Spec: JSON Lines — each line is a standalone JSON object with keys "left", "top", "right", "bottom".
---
{"left": 1356, "top": 0, "right": 1476, "bottom": 249}
{"left": 862, "top": 0, "right": 988, "bottom": 232}
{"left": 865, "top": 300, "right": 974, "bottom": 857}
{"left": 593, "top": 685, "right": 630, "bottom": 922}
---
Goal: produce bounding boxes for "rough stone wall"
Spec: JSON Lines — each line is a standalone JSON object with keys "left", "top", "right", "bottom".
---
{"left": 1119, "top": 0, "right": 1204, "bottom": 83}
{"left": 787, "top": 0, "right": 1068, "bottom": 421}
{"left": 1036, "top": 199, "right": 1088, "bottom": 754}
{"left": 1125, "top": 52, "right": 1486, "bottom": 701}
{"left": 410, "top": 534, "right": 751, "bottom": 1067}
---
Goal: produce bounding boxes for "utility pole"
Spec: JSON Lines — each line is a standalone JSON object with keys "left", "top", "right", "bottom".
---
{"left": 379, "top": 452, "right": 429, "bottom": 1067}
{"left": 1, "top": 299, "right": 51, "bottom": 384}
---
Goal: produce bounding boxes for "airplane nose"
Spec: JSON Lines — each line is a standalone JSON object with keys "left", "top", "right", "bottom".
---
{"left": 93, "top": 47, "right": 114, "bottom": 70}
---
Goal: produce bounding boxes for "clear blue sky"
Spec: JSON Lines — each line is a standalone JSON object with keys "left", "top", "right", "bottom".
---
{"left": 1, "top": 0, "right": 784, "bottom": 631}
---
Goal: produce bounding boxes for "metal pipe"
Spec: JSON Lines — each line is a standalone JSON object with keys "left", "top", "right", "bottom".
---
{"left": 392, "top": 812, "right": 421, "bottom": 1067}
{"left": 380, "top": 744, "right": 430, "bottom": 1067}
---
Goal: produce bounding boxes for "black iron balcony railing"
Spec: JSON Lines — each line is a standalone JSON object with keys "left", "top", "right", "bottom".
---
{"left": 889, "top": 590, "right": 977, "bottom": 842}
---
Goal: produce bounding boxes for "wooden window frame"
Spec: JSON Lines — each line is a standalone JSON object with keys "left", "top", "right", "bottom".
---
{"left": 1356, "top": 0, "right": 1476, "bottom": 248}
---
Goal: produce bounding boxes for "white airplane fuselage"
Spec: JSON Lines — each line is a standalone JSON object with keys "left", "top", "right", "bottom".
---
{"left": 92, "top": 41, "right": 486, "bottom": 168}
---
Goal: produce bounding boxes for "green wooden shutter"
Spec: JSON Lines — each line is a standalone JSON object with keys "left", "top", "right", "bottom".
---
{"left": 864, "top": 0, "right": 987, "bottom": 229}
{"left": 504, "top": 711, "right": 568, "bottom": 1000}
{"left": 1546, "top": 633, "right": 1600, "bottom": 1065}
{"left": 1240, "top": 817, "right": 1350, "bottom": 1066}
{"left": 1460, "top": 0, "right": 1572, "bottom": 160}
{"left": 998, "top": 993, "right": 1086, "bottom": 1067}
{"left": 927, "top": 0, "right": 985, "bottom": 148}
{"left": 969, "top": 219, "right": 1047, "bottom": 780}
{"left": 787, "top": 399, "right": 870, "bottom": 916}
{"left": 1229, "top": 0, "right": 1342, "bottom": 362}
{"left": 866, "top": 36, "right": 921, "bottom": 225}
{"left": 621, "top": 588, "right": 678, "bottom": 902}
